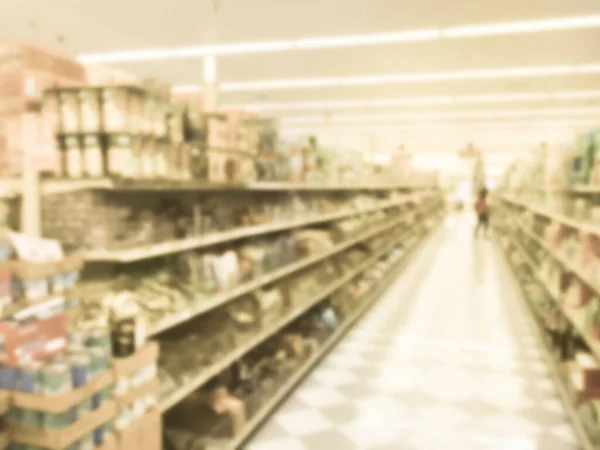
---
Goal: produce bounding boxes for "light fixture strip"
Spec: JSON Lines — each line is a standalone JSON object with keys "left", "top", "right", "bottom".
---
{"left": 282, "top": 119, "right": 597, "bottom": 131}
{"left": 194, "top": 63, "right": 600, "bottom": 93}
{"left": 280, "top": 107, "right": 600, "bottom": 124}
{"left": 78, "top": 14, "right": 600, "bottom": 63}
{"left": 222, "top": 92, "right": 558, "bottom": 111}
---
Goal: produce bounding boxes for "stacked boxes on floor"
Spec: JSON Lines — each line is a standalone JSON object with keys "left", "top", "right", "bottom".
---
{"left": 0, "top": 228, "right": 163, "bottom": 449}
{"left": 0, "top": 231, "right": 117, "bottom": 449}
{"left": 112, "top": 343, "right": 160, "bottom": 450}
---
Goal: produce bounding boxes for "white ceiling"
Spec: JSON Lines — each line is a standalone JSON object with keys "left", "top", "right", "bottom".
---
{"left": 3, "top": 0, "right": 600, "bottom": 155}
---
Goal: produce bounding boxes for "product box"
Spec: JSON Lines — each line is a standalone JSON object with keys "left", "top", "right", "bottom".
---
{"left": 0, "top": 41, "right": 86, "bottom": 100}
{"left": 576, "top": 352, "right": 600, "bottom": 391}
{"left": 0, "top": 310, "right": 68, "bottom": 365}
{"left": 0, "top": 110, "right": 59, "bottom": 175}
{"left": 115, "top": 410, "right": 161, "bottom": 450}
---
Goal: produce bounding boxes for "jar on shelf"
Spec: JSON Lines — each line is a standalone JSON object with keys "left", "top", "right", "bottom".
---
{"left": 82, "top": 133, "right": 105, "bottom": 178}
{"left": 59, "top": 89, "right": 81, "bottom": 133}
{"left": 59, "top": 134, "right": 83, "bottom": 178}
{"left": 140, "top": 136, "right": 157, "bottom": 178}
{"left": 107, "top": 133, "right": 135, "bottom": 178}
{"left": 154, "top": 139, "right": 169, "bottom": 178}
{"left": 128, "top": 89, "right": 142, "bottom": 134}
{"left": 79, "top": 88, "right": 102, "bottom": 133}
{"left": 101, "top": 87, "right": 130, "bottom": 133}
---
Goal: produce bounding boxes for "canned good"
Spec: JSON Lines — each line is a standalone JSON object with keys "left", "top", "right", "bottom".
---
{"left": 41, "top": 361, "right": 72, "bottom": 395}
{"left": 70, "top": 354, "right": 90, "bottom": 388}
{"left": 0, "top": 364, "right": 17, "bottom": 389}
{"left": 17, "top": 362, "right": 42, "bottom": 393}
{"left": 93, "top": 425, "right": 106, "bottom": 446}
{"left": 6, "top": 407, "right": 21, "bottom": 425}
{"left": 41, "top": 408, "right": 76, "bottom": 430}
{"left": 89, "top": 348, "right": 110, "bottom": 377}
{"left": 77, "top": 396, "right": 93, "bottom": 416}
{"left": 20, "top": 408, "right": 42, "bottom": 428}
{"left": 92, "top": 386, "right": 113, "bottom": 410}
{"left": 86, "top": 328, "right": 111, "bottom": 349}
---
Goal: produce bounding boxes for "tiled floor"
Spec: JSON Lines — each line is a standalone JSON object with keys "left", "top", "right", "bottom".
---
{"left": 244, "top": 214, "right": 581, "bottom": 450}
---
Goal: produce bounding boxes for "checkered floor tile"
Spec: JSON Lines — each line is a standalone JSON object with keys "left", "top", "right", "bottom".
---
{"left": 244, "top": 214, "right": 581, "bottom": 450}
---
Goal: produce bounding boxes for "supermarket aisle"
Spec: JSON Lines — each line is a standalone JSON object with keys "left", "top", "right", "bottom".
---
{"left": 245, "top": 214, "right": 580, "bottom": 450}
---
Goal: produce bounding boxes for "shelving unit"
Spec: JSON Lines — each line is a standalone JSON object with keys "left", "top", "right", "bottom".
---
{"left": 38, "top": 178, "right": 443, "bottom": 448}
{"left": 158, "top": 193, "right": 444, "bottom": 449}
{"left": 157, "top": 200, "right": 441, "bottom": 414}
{"left": 494, "top": 230, "right": 597, "bottom": 450}
{"left": 225, "top": 228, "right": 427, "bottom": 450}
{"left": 494, "top": 193, "right": 600, "bottom": 449}
{"left": 85, "top": 196, "right": 425, "bottom": 263}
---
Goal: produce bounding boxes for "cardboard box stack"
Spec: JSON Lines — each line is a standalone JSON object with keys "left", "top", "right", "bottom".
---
{"left": 0, "top": 223, "right": 164, "bottom": 449}
{"left": 0, "top": 41, "right": 86, "bottom": 177}
{"left": 0, "top": 230, "right": 120, "bottom": 449}
{"left": 185, "top": 111, "right": 257, "bottom": 183}
{"left": 112, "top": 342, "right": 160, "bottom": 450}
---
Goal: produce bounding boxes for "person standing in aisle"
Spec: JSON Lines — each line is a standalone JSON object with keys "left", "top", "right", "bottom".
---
{"left": 474, "top": 187, "right": 489, "bottom": 238}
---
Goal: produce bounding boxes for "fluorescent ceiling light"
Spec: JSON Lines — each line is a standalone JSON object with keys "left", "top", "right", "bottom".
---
{"left": 226, "top": 90, "right": 600, "bottom": 112}
{"left": 283, "top": 119, "right": 596, "bottom": 131}
{"left": 294, "top": 29, "right": 440, "bottom": 49}
{"left": 78, "top": 14, "right": 600, "bottom": 63}
{"left": 223, "top": 92, "right": 554, "bottom": 111}
{"left": 196, "top": 64, "right": 596, "bottom": 93}
{"left": 281, "top": 107, "right": 600, "bottom": 124}
{"left": 443, "top": 15, "right": 600, "bottom": 38}
{"left": 553, "top": 89, "right": 600, "bottom": 99}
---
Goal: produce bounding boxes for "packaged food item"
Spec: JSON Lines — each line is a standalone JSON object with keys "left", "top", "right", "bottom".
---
{"left": 41, "top": 360, "right": 72, "bottom": 395}
{"left": 79, "top": 88, "right": 102, "bottom": 132}
{"left": 101, "top": 87, "right": 129, "bottom": 132}
{"left": 59, "top": 90, "right": 80, "bottom": 133}
{"left": 107, "top": 134, "right": 134, "bottom": 178}
{"left": 61, "top": 135, "right": 83, "bottom": 178}
{"left": 82, "top": 134, "right": 105, "bottom": 178}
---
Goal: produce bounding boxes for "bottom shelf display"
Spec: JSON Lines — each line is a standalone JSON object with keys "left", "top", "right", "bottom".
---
{"left": 493, "top": 217, "right": 598, "bottom": 450}
{"left": 161, "top": 211, "right": 444, "bottom": 450}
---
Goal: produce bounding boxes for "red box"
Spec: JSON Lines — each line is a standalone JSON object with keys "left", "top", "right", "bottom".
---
{"left": 0, "top": 41, "right": 85, "bottom": 100}
{"left": 0, "top": 311, "right": 68, "bottom": 365}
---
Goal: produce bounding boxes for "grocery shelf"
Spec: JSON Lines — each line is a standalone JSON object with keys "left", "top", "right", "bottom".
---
{"left": 503, "top": 186, "right": 600, "bottom": 195}
{"left": 0, "top": 178, "right": 435, "bottom": 198}
{"left": 148, "top": 201, "right": 439, "bottom": 336}
{"left": 495, "top": 213, "right": 600, "bottom": 363}
{"left": 85, "top": 197, "right": 426, "bottom": 263}
{"left": 494, "top": 230, "right": 597, "bottom": 450}
{"left": 157, "top": 210, "right": 439, "bottom": 413}
{"left": 501, "top": 195, "right": 600, "bottom": 237}
{"left": 226, "top": 215, "right": 437, "bottom": 450}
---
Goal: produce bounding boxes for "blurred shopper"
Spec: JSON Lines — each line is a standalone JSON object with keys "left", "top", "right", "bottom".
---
{"left": 474, "top": 188, "right": 489, "bottom": 238}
